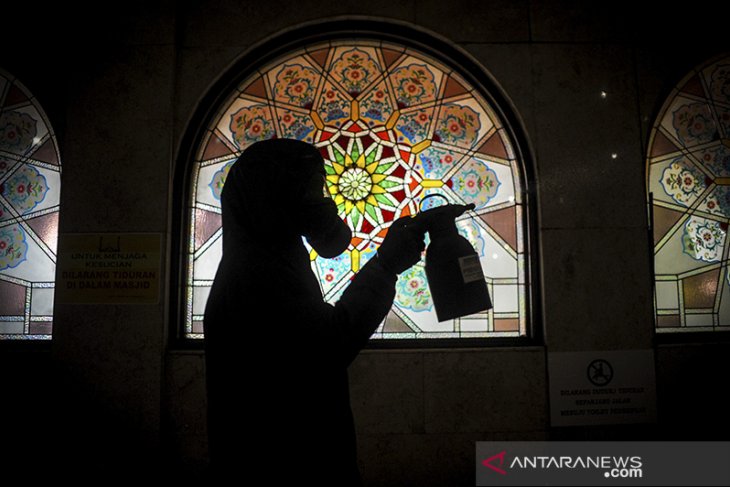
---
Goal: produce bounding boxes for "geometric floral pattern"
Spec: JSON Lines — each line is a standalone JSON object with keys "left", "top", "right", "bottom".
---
{"left": 682, "top": 217, "right": 726, "bottom": 262}
{"left": 2, "top": 164, "right": 48, "bottom": 214}
{"left": 648, "top": 55, "right": 730, "bottom": 332}
{"left": 186, "top": 39, "right": 527, "bottom": 339}
{"left": 209, "top": 161, "right": 232, "bottom": 201}
{"left": 0, "top": 69, "right": 61, "bottom": 340}
{"left": 0, "top": 224, "right": 28, "bottom": 270}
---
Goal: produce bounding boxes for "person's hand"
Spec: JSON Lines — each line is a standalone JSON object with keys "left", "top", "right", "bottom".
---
{"left": 376, "top": 216, "right": 426, "bottom": 274}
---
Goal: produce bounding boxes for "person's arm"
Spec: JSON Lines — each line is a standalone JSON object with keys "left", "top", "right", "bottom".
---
{"left": 331, "top": 255, "right": 398, "bottom": 364}
{"left": 290, "top": 217, "right": 425, "bottom": 366}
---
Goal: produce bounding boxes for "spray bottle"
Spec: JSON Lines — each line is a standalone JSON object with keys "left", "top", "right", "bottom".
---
{"left": 412, "top": 196, "right": 492, "bottom": 322}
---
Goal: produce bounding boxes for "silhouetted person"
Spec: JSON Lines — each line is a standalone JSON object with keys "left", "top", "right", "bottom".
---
{"left": 203, "top": 139, "right": 425, "bottom": 485}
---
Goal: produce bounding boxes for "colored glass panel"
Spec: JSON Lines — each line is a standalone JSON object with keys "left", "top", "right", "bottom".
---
{"left": 647, "top": 55, "right": 730, "bottom": 332}
{"left": 185, "top": 40, "right": 528, "bottom": 339}
{"left": 0, "top": 70, "right": 61, "bottom": 340}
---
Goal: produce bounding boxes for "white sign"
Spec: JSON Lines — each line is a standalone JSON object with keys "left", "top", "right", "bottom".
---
{"left": 548, "top": 350, "right": 657, "bottom": 427}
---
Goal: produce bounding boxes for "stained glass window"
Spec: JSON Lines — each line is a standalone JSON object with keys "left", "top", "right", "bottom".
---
{"left": 647, "top": 55, "right": 730, "bottom": 332}
{"left": 185, "top": 40, "right": 529, "bottom": 339}
{"left": 0, "top": 70, "right": 61, "bottom": 340}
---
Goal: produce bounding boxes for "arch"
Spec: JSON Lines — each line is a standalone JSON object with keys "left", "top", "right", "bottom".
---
{"left": 647, "top": 54, "right": 730, "bottom": 332}
{"left": 0, "top": 69, "right": 62, "bottom": 340}
{"left": 175, "top": 20, "right": 537, "bottom": 341}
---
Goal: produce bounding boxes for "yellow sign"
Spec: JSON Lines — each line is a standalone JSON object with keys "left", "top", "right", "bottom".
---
{"left": 56, "top": 233, "right": 161, "bottom": 304}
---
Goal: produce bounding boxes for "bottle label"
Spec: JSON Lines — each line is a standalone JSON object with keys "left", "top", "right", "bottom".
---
{"left": 458, "top": 255, "right": 484, "bottom": 283}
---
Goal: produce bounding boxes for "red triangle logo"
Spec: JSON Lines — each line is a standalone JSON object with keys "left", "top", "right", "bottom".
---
{"left": 482, "top": 451, "right": 507, "bottom": 475}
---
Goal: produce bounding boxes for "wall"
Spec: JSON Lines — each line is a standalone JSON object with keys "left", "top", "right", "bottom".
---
{"left": 3, "top": 1, "right": 728, "bottom": 484}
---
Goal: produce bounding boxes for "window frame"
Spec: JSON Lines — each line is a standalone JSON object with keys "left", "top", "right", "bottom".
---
{"left": 645, "top": 53, "right": 730, "bottom": 341}
{"left": 170, "top": 19, "right": 542, "bottom": 349}
{"left": 0, "top": 68, "right": 63, "bottom": 345}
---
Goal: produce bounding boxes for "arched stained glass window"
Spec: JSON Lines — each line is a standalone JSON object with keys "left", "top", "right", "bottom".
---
{"left": 647, "top": 55, "right": 730, "bottom": 332}
{"left": 0, "top": 70, "right": 61, "bottom": 340}
{"left": 184, "top": 36, "right": 530, "bottom": 340}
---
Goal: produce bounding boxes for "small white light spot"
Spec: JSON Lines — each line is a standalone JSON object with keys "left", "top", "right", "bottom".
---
{"left": 600, "top": 91, "right": 608, "bottom": 99}
{"left": 492, "top": 253, "right": 499, "bottom": 260}
{"left": 508, "top": 195, "right": 515, "bottom": 203}
{"left": 32, "top": 137, "right": 42, "bottom": 145}
{"left": 611, "top": 153, "right": 618, "bottom": 159}
{"left": 604, "top": 471, "right": 610, "bottom": 478}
